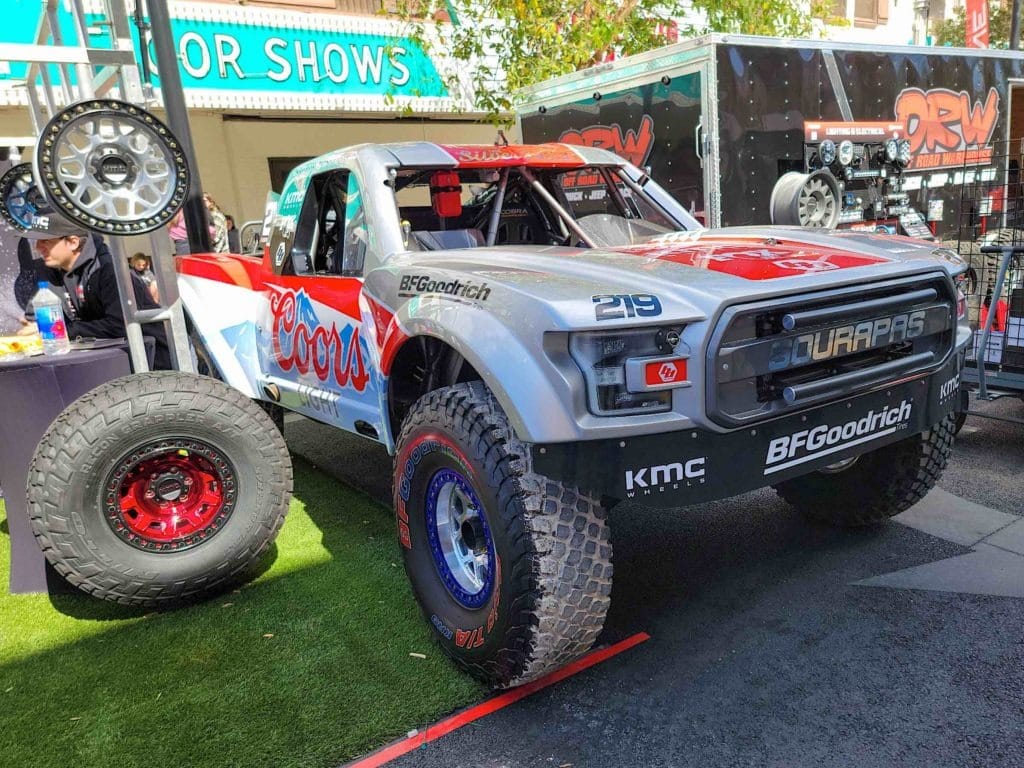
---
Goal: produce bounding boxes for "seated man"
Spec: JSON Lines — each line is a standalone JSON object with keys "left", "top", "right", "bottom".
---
{"left": 20, "top": 209, "right": 171, "bottom": 369}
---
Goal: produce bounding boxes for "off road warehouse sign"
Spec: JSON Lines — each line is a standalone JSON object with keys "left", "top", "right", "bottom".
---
{"left": 0, "top": 0, "right": 457, "bottom": 113}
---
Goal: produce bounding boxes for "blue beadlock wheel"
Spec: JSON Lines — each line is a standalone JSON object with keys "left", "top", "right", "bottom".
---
{"left": 424, "top": 468, "right": 496, "bottom": 609}
{"left": 395, "top": 382, "right": 613, "bottom": 688}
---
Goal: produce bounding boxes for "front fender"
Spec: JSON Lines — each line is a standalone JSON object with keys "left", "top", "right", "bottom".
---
{"left": 387, "top": 301, "right": 577, "bottom": 443}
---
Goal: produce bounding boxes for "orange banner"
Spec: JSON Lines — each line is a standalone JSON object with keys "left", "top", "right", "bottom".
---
{"left": 966, "top": 0, "right": 990, "bottom": 48}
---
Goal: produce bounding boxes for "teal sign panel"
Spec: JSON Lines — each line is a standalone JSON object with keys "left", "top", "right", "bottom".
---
{"left": 1, "top": 2, "right": 447, "bottom": 99}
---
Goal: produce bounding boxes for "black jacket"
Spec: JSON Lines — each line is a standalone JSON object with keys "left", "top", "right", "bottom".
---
{"left": 50, "top": 238, "right": 171, "bottom": 370}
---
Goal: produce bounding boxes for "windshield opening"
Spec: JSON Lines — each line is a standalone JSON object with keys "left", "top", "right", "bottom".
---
{"left": 391, "top": 164, "right": 701, "bottom": 252}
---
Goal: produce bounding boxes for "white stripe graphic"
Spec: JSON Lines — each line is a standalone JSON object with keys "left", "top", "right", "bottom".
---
{"left": 762, "top": 426, "right": 899, "bottom": 475}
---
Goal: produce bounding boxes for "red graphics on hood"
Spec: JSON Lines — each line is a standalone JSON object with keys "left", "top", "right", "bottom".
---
{"left": 613, "top": 237, "right": 889, "bottom": 280}
{"left": 558, "top": 115, "right": 655, "bottom": 169}
{"left": 895, "top": 87, "right": 999, "bottom": 170}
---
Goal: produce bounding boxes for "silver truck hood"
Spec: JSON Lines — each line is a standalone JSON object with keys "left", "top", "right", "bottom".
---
{"left": 379, "top": 226, "right": 963, "bottom": 329}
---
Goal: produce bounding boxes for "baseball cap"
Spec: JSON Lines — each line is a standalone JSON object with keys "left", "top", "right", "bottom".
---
{"left": 19, "top": 202, "right": 90, "bottom": 241}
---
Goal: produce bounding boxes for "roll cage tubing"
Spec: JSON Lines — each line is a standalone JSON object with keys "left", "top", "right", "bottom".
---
{"left": 390, "top": 162, "right": 691, "bottom": 250}
{"left": 485, "top": 168, "right": 510, "bottom": 247}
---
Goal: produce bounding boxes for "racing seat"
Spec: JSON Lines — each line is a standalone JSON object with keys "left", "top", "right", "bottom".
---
{"left": 413, "top": 228, "right": 485, "bottom": 251}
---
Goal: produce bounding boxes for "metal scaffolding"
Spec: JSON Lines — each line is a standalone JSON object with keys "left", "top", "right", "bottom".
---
{"left": 0, "top": 0, "right": 196, "bottom": 372}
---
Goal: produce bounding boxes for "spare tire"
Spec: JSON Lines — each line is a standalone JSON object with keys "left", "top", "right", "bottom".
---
{"left": 27, "top": 371, "right": 292, "bottom": 607}
{"left": 770, "top": 170, "right": 840, "bottom": 229}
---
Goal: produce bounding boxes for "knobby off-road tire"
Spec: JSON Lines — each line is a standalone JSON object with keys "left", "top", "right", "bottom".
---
{"left": 27, "top": 372, "right": 292, "bottom": 606}
{"left": 954, "top": 409, "right": 968, "bottom": 434}
{"left": 394, "top": 382, "right": 612, "bottom": 688}
{"left": 772, "top": 414, "right": 956, "bottom": 527}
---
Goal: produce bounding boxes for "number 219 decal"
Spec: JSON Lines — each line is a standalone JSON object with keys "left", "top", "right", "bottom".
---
{"left": 593, "top": 293, "right": 662, "bottom": 321}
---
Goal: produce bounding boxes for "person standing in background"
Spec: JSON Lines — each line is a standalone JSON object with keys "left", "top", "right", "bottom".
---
{"left": 167, "top": 208, "right": 189, "bottom": 255}
{"left": 225, "top": 214, "right": 242, "bottom": 254}
{"left": 130, "top": 252, "right": 159, "bottom": 303}
{"left": 204, "top": 194, "right": 228, "bottom": 253}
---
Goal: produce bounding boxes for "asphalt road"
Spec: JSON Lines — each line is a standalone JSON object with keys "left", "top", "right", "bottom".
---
{"left": 285, "top": 395, "right": 1024, "bottom": 768}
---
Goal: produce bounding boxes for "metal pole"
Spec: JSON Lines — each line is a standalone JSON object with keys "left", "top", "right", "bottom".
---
{"left": 132, "top": 0, "right": 155, "bottom": 101}
{"left": 146, "top": 0, "right": 209, "bottom": 253}
{"left": 1012, "top": 0, "right": 1022, "bottom": 50}
{"left": 68, "top": 0, "right": 95, "bottom": 98}
{"left": 107, "top": 237, "right": 151, "bottom": 372}
{"left": 45, "top": 1, "right": 75, "bottom": 104}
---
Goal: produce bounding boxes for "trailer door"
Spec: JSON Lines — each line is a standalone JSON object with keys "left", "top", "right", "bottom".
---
{"left": 519, "top": 63, "right": 710, "bottom": 225}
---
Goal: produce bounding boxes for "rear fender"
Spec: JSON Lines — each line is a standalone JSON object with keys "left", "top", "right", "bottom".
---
{"left": 177, "top": 274, "right": 267, "bottom": 400}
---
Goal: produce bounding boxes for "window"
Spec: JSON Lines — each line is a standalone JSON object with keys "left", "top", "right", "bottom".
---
{"left": 290, "top": 170, "right": 367, "bottom": 277}
{"left": 553, "top": 168, "right": 677, "bottom": 231}
{"left": 268, "top": 157, "right": 312, "bottom": 194}
{"left": 854, "top": 0, "right": 889, "bottom": 26}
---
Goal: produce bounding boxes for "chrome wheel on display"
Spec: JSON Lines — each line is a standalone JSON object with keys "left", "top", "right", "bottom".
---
{"left": 0, "top": 162, "right": 46, "bottom": 231}
{"left": 34, "top": 99, "right": 189, "bottom": 235}
{"left": 796, "top": 174, "right": 838, "bottom": 227}
{"left": 770, "top": 170, "right": 840, "bottom": 229}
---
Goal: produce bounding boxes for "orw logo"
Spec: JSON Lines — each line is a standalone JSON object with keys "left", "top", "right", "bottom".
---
{"left": 895, "top": 87, "right": 999, "bottom": 170}
{"left": 558, "top": 115, "right": 656, "bottom": 169}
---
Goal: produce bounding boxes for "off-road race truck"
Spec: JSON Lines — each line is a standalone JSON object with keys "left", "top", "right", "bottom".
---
{"left": 171, "top": 142, "right": 970, "bottom": 687}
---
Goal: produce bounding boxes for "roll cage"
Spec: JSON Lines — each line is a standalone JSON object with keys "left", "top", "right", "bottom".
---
{"left": 388, "top": 162, "right": 702, "bottom": 252}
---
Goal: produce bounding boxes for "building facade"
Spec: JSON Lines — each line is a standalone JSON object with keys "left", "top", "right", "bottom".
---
{"left": 0, "top": 0, "right": 496, "bottom": 252}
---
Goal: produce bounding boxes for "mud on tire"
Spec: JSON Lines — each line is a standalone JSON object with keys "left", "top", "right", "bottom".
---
{"left": 394, "top": 382, "right": 612, "bottom": 688}
{"left": 27, "top": 372, "right": 293, "bottom": 606}
{"left": 772, "top": 414, "right": 956, "bottom": 526}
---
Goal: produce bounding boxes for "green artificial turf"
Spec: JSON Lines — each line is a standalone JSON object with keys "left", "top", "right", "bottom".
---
{"left": 0, "top": 457, "right": 484, "bottom": 768}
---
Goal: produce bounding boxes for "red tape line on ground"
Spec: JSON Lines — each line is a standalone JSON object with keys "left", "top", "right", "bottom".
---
{"left": 345, "top": 632, "right": 651, "bottom": 768}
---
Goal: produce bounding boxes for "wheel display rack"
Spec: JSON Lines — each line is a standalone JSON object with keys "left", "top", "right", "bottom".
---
{"left": 948, "top": 142, "right": 1024, "bottom": 425}
{"left": 0, "top": 1, "right": 293, "bottom": 601}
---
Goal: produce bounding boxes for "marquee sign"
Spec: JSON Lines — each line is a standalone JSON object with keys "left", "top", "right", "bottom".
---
{"left": 0, "top": 0, "right": 464, "bottom": 113}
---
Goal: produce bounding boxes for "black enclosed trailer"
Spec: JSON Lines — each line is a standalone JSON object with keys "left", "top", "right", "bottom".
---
{"left": 517, "top": 33, "right": 1024, "bottom": 416}
{"left": 516, "top": 34, "right": 1024, "bottom": 242}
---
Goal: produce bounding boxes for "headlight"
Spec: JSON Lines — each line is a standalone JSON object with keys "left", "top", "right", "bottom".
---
{"left": 838, "top": 140, "right": 854, "bottom": 166}
{"left": 884, "top": 138, "right": 899, "bottom": 163}
{"left": 896, "top": 139, "right": 912, "bottom": 167}
{"left": 819, "top": 140, "right": 836, "bottom": 166}
{"left": 569, "top": 327, "right": 688, "bottom": 416}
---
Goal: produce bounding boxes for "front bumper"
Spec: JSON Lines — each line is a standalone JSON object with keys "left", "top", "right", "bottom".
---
{"left": 531, "top": 351, "right": 964, "bottom": 509}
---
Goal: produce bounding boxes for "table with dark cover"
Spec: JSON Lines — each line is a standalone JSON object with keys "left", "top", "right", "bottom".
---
{"left": 0, "top": 347, "right": 131, "bottom": 593}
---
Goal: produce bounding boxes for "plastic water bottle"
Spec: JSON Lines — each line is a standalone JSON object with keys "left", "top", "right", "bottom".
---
{"left": 33, "top": 281, "right": 71, "bottom": 355}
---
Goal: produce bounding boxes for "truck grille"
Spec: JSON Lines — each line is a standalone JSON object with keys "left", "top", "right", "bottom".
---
{"left": 706, "top": 274, "right": 956, "bottom": 427}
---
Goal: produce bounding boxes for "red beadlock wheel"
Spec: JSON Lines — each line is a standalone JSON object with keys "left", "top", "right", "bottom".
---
{"left": 106, "top": 439, "right": 237, "bottom": 552}
{"left": 27, "top": 372, "right": 292, "bottom": 607}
